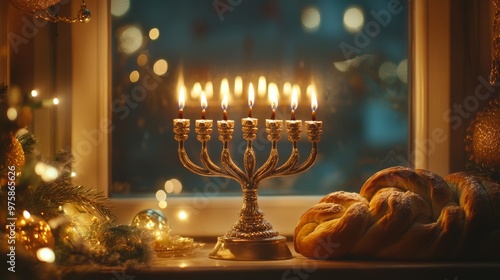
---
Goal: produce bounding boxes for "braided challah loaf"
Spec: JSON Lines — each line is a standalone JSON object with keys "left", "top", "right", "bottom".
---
{"left": 294, "top": 166, "right": 500, "bottom": 260}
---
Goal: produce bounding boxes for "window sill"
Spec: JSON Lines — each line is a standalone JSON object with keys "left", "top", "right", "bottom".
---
{"left": 62, "top": 243, "right": 500, "bottom": 280}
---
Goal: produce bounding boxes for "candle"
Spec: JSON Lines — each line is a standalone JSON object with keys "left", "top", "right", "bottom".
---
{"left": 290, "top": 87, "right": 298, "bottom": 121}
{"left": 248, "top": 83, "right": 255, "bottom": 118}
{"left": 221, "top": 79, "right": 229, "bottom": 121}
{"left": 178, "top": 84, "right": 186, "bottom": 119}
{"left": 310, "top": 86, "right": 318, "bottom": 121}
{"left": 201, "top": 91, "right": 207, "bottom": 119}
{"left": 268, "top": 83, "right": 278, "bottom": 120}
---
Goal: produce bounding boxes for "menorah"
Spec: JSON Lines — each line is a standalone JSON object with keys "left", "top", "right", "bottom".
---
{"left": 173, "top": 115, "right": 322, "bottom": 260}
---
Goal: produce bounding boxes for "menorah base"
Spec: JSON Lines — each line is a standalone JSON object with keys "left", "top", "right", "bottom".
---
{"left": 208, "top": 236, "right": 293, "bottom": 260}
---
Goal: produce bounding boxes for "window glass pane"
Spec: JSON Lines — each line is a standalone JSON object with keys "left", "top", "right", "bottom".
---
{"left": 110, "top": 0, "right": 409, "bottom": 196}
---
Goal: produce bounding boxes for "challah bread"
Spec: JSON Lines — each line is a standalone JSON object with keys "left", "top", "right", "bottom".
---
{"left": 294, "top": 166, "right": 500, "bottom": 260}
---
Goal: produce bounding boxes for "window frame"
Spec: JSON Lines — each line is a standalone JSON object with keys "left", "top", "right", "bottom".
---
{"left": 69, "top": 0, "right": 451, "bottom": 237}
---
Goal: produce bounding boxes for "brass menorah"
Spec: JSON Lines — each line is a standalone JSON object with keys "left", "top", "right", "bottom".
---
{"left": 173, "top": 116, "right": 322, "bottom": 260}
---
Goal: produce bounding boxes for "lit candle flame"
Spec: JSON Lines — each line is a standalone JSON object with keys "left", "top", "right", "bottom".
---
{"left": 248, "top": 83, "right": 255, "bottom": 118}
{"left": 248, "top": 83, "right": 255, "bottom": 108}
{"left": 310, "top": 85, "right": 318, "bottom": 121}
{"left": 178, "top": 85, "right": 186, "bottom": 110}
{"left": 201, "top": 91, "right": 207, "bottom": 119}
{"left": 221, "top": 79, "right": 229, "bottom": 120}
{"left": 201, "top": 91, "right": 208, "bottom": 109}
{"left": 291, "top": 87, "right": 298, "bottom": 120}
{"left": 178, "top": 84, "right": 186, "bottom": 119}
{"left": 291, "top": 88, "right": 298, "bottom": 111}
{"left": 268, "top": 83, "right": 278, "bottom": 120}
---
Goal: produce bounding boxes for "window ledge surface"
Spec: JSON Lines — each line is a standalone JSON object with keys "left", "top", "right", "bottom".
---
{"left": 62, "top": 243, "right": 500, "bottom": 280}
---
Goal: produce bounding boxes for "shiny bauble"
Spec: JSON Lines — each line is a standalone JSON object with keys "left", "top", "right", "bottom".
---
{"left": 9, "top": 0, "right": 61, "bottom": 12}
{"left": 12, "top": 211, "right": 55, "bottom": 257}
{"left": 77, "top": 3, "right": 91, "bottom": 23}
{"left": 466, "top": 98, "right": 500, "bottom": 177}
{"left": 131, "top": 209, "right": 171, "bottom": 243}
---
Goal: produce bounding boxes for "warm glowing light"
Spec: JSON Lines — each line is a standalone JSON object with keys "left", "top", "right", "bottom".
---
{"left": 178, "top": 86, "right": 186, "bottom": 109}
{"left": 257, "top": 76, "right": 267, "bottom": 97}
{"left": 177, "top": 210, "right": 188, "bottom": 221}
{"left": 35, "top": 162, "right": 59, "bottom": 182}
{"left": 220, "top": 78, "right": 230, "bottom": 100}
{"left": 178, "top": 85, "right": 186, "bottom": 119}
{"left": 153, "top": 59, "right": 168, "bottom": 76}
{"left": 301, "top": 6, "right": 321, "bottom": 31}
{"left": 343, "top": 7, "right": 364, "bottom": 33}
{"left": 71, "top": 171, "right": 76, "bottom": 177}
{"left": 221, "top": 78, "right": 230, "bottom": 120}
{"left": 268, "top": 83, "right": 279, "bottom": 110}
{"left": 158, "top": 200, "right": 167, "bottom": 209}
{"left": 248, "top": 83, "right": 255, "bottom": 108}
{"left": 164, "top": 180, "right": 174, "bottom": 193}
{"left": 156, "top": 190, "right": 167, "bottom": 201}
{"left": 149, "top": 28, "right": 160, "bottom": 40}
{"left": 111, "top": 0, "right": 130, "bottom": 17}
{"left": 292, "top": 84, "right": 301, "bottom": 100}
{"left": 170, "top": 178, "right": 183, "bottom": 194}
{"left": 283, "top": 82, "right": 292, "bottom": 97}
{"left": 37, "top": 247, "right": 55, "bottom": 263}
{"left": 310, "top": 85, "right": 318, "bottom": 121}
{"left": 291, "top": 88, "right": 298, "bottom": 111}
{"left": 52, "top": 98, "right": 59, "bottom": 105}
{"left": 129, "top": 70, "right": 140, "bottom": 82}
{"left": 137, "top": 53, "right": 148, "bottom": 66}
{"left": 23, "top": 210, "right": 31, "bottom": 219}
{"left": 31, "top": 90, "right": 38, "bottom": 97}
{"left": 201, "top": 91, "right": 208, "bottom": 119}
{"left": 6, "top": 107, "right": 17, "bottom": 121}
{"left": 204, "top": 81, "right": 214, "bottom": 99}
{"left": 118, "top": 26, "right": 143, "bottom": 54}
{"left": 191, "top": 82, "right": 202, "bottom": 99}
{"left": 234, "top": 76, "right": 243, "bottom": 97}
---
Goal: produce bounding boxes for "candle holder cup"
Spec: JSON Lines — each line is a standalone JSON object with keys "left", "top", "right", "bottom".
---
{"left": 173, "top": 117, "right": 322, "bottom": 260}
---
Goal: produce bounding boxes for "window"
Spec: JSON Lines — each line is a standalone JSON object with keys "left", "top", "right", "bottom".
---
{"left": 70, "top": 0, "right": 452, "bottom": 236}
{"left": 109, "top": 0, "right": 409, "bottom": 198}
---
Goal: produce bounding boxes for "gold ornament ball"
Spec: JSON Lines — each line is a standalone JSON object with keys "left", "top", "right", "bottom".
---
{"left": 12, "top": 212, "right": 55, "bottom": 257}
{"left": 466, "top": 98, "right": 500, "bottom": 175}
{"left": 9, "top": 0, "right": 61, "bottom": 12}
{"left": 77, "top": 4, "right": 91, "bottom": 23}
{"left": 131, "top": 209, "right": 171, "bottom": 243}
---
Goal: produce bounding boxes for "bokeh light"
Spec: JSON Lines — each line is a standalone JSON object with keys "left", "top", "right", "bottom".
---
{"left": 378, "top": 61, "right": 398, "bottom": 84}
{"left": 111, "top": 0, "right": 130, "bottom": 17}
{"left": 137, "top": 53, "right": 148, "bottom": 66}
{"left": 129, "top": 70, "right": 140, "bottom": 82}
{"left": 149, "top": 28, "right": 160, "bottom": 40}
{"left": 397, "top": 59, "right": 408, "bottom": 84}
{"left": 343, "top": 6, "right": 364, "bottom": 33}
{"left": 118, "top": 26, "right": 143, "bottom": 54}
{"left": 153, "top": 59, "right": 168, "bottom": 75}
{"left": 301, "top": 6, "right": 321, "bottom": 32}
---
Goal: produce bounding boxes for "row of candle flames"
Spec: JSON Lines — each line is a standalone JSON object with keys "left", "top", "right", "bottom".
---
{"left": 177, "top": 78, "right": 319, "bottom": 122}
